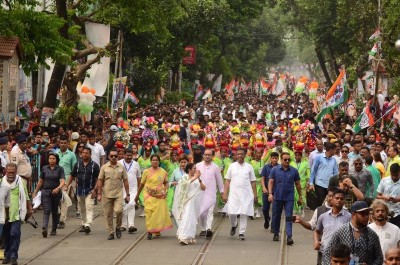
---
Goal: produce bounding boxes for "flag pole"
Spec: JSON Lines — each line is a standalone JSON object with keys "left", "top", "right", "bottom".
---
{"left": 368, "top": 103, "right": 397, "bottom": 128}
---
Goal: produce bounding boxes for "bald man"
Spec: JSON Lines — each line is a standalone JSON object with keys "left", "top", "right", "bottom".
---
{"left": 385, "top": 248, "right": 400, "bottom": 265}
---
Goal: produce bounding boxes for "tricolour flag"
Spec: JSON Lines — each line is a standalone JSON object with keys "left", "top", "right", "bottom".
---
{"left": 195, "top": 85, "right": 203, "bottom": 100}
{"left": 125, "top": 91, "right": 139, "bottom": 105}
{"left": 316, "top": 68, "right": 349, "bottom": 122}
{"left": 353, "top": 103, "right": 374, "bottom": 133}
{"left": 259, "top": 78, "right": 270, "bottom": 94}
{"left": 368, "top": 43, "right": 379, "bottom": 62}
{"left": 212, "top": 75, "right": 222, "bottom": 92}
{"left": 202, "top": 89, "right": 212, "bottom": 100}
{"left": 369, "top": 28, "right": 381, "bottom": 41}
{"left": 244, "top": 82, "right": 252, "bottom": 91}
{"left": 393, "top": 103, "right": 400, "bottom": 125}
{"left": 272, "top": 77, "right": 285, "bottom": 95}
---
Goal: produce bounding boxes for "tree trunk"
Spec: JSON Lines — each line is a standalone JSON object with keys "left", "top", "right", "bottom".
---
{"left": 170, "top": 64, "right": 180, "bottom": 91}
{"left": 315, "top": 47, "right": 332, "bottom": 87}
{"left": 43, "top": 0, "right": 68, "bottom": 108}
{"left": 327, "top": 42, "right": 340, "bottom": 76}
{"left": 43, "top": 63, "right": 67, "bottom": 108}
{"left": 63, "top": 72, "right": 79, "bottom": 106}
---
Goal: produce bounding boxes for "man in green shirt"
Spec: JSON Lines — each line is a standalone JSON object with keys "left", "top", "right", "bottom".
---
{"left": 57, "top": 136, "right": 77, "bottom": 229}
{"left": 3, "top": 163, "right": 33, "bottom": 265}
{"left": 365, "top": 156, "right": 381, "bottom": 198}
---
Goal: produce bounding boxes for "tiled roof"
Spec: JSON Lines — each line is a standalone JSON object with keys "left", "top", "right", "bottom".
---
{"left": 0, "top": 36, "right": 22, "bottom": 59}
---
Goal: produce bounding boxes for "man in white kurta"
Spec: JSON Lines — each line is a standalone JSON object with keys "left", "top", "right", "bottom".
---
{"left": 118, "top": 149, "right": 141, "bottom": 232}
{"left": 196, "top": 149, "right": 224, "bottom": 238}
{"left": 223, "top": 148, "right": 257, "bottom": 240}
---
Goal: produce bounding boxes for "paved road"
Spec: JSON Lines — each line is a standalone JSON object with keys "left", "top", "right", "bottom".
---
{"left": 16, "top": 206, "right": 316, "bottom": 265}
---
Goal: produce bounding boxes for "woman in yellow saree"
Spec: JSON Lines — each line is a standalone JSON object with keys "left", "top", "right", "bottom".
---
{"left": 135, "top": 154, "right": 173, "bottom": 240}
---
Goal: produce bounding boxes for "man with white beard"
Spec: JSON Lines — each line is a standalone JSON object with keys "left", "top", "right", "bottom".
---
{"left": 223, "top": 147, "right": 257, "bottom": 240}
{"left": 119, "top": 149, "right": 141, "bottom": 233}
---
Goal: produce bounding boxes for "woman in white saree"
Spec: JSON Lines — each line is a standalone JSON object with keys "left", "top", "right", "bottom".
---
{"left": 172, "top": 163, "right": 206, "bottom": 245}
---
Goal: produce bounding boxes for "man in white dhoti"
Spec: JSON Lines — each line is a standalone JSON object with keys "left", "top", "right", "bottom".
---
{"left": 172, "top": 163, "right": 205, "bottom": 245}
{"left": 196, "top": 149, "right": 224, "bottom": 238}
{"left": 119, "top": 149, "right": 141, "bottom": 233}
{"left": 223, "top": 147, "right": 257, "bottom": 240}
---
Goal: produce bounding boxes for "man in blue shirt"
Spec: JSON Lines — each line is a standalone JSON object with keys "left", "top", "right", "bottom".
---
{"left": 308, "top": 143, "right": 338, "bottom": 207}
{"left": 260, "top": 152, "right": 279, "bottom": 230}
{"left": 268, "top": 152, "right": 302, "bottom": 245}
{"left": 66, "top": 147, "right": 100, "bottom": 234}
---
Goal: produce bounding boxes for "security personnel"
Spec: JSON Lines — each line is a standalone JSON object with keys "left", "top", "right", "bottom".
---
{"left": 10, "top": 135, "right": 32, "bottom": 191}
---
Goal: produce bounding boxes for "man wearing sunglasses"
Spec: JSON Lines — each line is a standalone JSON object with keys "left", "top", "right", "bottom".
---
{"left": 268, "top": 152, "right": 302, "bottom": 245}
{"left": 96, "top": 149, "right": 130, "bottom": 240}
{"left": 350, "top": 158, "right": 374, "bottom": 199}
{"left": 323, "top": 201, "right": 383, "bottom": 265}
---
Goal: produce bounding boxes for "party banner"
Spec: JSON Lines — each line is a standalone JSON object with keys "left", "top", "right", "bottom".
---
{"left": 112, "top": 77, "right": 127, "bottom": 110}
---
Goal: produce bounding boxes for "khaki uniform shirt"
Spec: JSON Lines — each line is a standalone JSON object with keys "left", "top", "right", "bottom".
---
{"left": 10, "top": 147, "right": 32, "bottom": 178}
{"left": 98, "top": 162, "right": 128, "bottom": 198}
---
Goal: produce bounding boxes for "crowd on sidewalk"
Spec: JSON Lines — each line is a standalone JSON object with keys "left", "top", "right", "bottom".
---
{"left": 0, "top": 88, "right": 399, "bottom": 265}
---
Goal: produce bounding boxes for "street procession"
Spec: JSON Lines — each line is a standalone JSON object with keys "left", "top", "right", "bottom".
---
{"left": 1, "top": 0, "right": 400, "bottom": 265}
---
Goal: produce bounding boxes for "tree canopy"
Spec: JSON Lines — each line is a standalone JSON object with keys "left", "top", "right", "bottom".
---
{"left": 2, "top": 0, "right": 400, "bottom": 107}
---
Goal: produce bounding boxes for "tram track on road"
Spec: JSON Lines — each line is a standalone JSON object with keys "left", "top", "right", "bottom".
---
{"left": 113, "top": 212, "right": 227, "bottom": 265}
{"left": 21, "top": 211, "right": 104, "bottom": 265}
{"left": 191, "top": 213, "right": 226, "bottom": 265}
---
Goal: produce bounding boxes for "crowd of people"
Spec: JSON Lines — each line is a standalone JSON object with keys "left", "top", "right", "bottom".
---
{"left": 0, "top": 88, "right": 399, "bottom": 265}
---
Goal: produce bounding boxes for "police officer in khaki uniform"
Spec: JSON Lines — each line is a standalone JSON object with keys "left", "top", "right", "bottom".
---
{"left": 97, "top": 148, "right": 130, "bottom": 240}
{"left": 10, "top": 135, "right": 32, "bottom": 190}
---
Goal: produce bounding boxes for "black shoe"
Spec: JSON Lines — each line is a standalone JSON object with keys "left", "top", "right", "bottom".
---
{"left": 107, "top": 233, "right": 115, "bottom": 240}
{"left": 287, "top": 237, "right": 294, "bottom": 245}
{"left": 147, "top": 232, "right": 152, "bottom": 240}
{"left": 57, "top": 222, "right": 65, "bottom": 229}
{"left": 273, "top": 234, "right": 279, "bottom": 241}
{"left": 199, "top": 230, "right": 206, "bottom": 236}
{"left": 206, "top": 229, "right": 213, "bottom": 238}
{"left": 2, "top": 258, "right": 10, "bottom": 264}
{"left": 79, "top": 226, "right": 85, "bottom": 232}
{"left": 116, "top": 228, "right": 122, "bottom": 238}
{"left": 264, "top": 218, "right": 270, "bottom": 229}
{"left": 85, "top": 226, "right": 91, "bottom": 234}
{"left": 120, "top": 227, "right": 127, "bottom": 232}
{"left": 50, "top": 230, "right": 56, "bottom": 236}
{"left": 238, "top": 234, "right": 245, "bottom": 240}
{"left": 128, "top": 226, "right": 137, "bottom": 233}
{"left": 230, "top": 225, "right": 237, "bottom": 236}
{"left": 10, "top": 259, "right": 17, "bottom": 265}
{"left": 42, "top": 228, "right": 48, "bottom": 238}
{"left": 249, "top": 216, "right": 255, "bottom": 220}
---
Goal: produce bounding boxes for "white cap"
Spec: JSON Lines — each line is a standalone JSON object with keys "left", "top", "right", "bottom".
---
{"left": 272, "top": 132, "right": 280, "bottom": 137}
{"left": 71, "top": 132, "right": 80, "bottom": 140}
{"left": 110, "top": 125, "right": 118, "bottom": 132}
